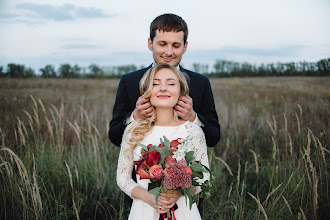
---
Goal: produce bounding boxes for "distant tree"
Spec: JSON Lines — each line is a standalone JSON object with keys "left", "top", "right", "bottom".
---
{"left": 88, "top": 64, "right": 103, "bottom": 78}
{"left": 58, "top": 64, "right": 80, "bottom": 78}
{"left": 192, "top": 63, "right": 201, "bottom": 73}
{"left": 72, "top": 64, "right": 81, "bottom": 77}
{"left": 0, "top": 66, "right": 4, "bottom": 77}
{"left": 24, "top": 68, "right": 36, "bottom": 78}
{"left": 40, "top": 65, "right": 57, "bottom": 78}
{"left": 114, "top": 64, "right": 137, "bottom": 76}
{"left": 213, "top": 60, "right": 230, "bottom": 75}
{"left": 241, "top": 62, "right": 254, "bottom": 76}
{"left": 6, "top": 63, "right": 25, "bottom": 77}
{"left": 317, "top": 58, "right": 330, "bottom": 76}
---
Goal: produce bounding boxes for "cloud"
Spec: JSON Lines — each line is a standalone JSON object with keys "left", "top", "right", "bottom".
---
{"left": 2, "top": 3, "right": 114, "bottom": 22}
{"left": 186, "top": 45, "right": 305, "bottom": 62}
{"left": 61, "top": 44, "right": 101, "bottom": 49}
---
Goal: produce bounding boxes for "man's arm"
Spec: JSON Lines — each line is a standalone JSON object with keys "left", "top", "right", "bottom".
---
{"left": 109, "top": 76, "right": 131, "bottom": 146}
{"left": 197, "top": 78, "right": 220, "bottom": 147}
{"left": 109, "top": 70, "right": 154, "bottom": 146}
{"left": 175, "top": 76, "right": 220, "bottom": 147}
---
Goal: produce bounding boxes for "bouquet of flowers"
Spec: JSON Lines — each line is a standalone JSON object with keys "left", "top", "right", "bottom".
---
{"left": 134, "top": 135, "right": 212, "bottom": 219}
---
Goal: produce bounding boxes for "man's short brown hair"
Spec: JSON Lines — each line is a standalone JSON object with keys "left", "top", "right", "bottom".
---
{"left": 150, "top": 13, "right": 188, "bottom": 44}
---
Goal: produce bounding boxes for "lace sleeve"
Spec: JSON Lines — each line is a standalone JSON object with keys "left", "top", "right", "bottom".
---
{"left": 186, "top": 123, "right": 210, "bottom": 194}
{"left": 116, "top": 126, "right": 139, "bottom": 198}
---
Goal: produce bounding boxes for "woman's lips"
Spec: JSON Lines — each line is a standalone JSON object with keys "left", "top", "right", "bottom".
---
{"left": 157, "top": 95, "right": 170, "bottom": 98}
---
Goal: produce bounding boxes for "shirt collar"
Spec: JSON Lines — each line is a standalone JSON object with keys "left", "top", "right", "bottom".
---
{"left": 152, "top": 62, "right": 181, "bottom": 70}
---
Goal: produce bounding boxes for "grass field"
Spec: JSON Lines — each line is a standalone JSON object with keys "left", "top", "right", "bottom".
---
{"left": 0, "top": 77, "right": 329, "bottom": 219}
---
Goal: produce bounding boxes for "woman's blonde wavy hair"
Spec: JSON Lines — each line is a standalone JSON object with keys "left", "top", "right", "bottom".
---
{"left": 125, "top": 62, "right": 189, "bottom": 155}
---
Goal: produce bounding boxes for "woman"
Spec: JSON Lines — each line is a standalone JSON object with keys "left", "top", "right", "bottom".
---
{"left": 116, "top": 63, "right": 209, "bottom": 219}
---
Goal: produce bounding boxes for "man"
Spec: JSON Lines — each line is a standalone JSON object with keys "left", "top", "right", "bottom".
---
{"left": 109, "top": 13, "right": 220, "bottom": 211}
{"left": 109, "top": 13, "right": 220, "bottom": 149}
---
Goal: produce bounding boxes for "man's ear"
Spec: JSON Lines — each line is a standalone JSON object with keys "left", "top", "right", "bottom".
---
{"left": 182, "top": 41, "right": 188, "bottom": 54}
{"left": 148, "top": 38, "right": 153, "bottom": 51}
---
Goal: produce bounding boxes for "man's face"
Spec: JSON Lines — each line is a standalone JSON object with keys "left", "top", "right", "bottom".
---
{"left": 148, "top": 30, "right": 188, "bottom": 67}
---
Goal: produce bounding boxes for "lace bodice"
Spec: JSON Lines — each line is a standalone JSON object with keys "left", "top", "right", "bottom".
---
{"left": 116, "top": 121, "right": 210, "bottom": 198}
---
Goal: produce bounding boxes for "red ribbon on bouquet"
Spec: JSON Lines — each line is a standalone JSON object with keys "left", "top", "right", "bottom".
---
{"left": 159, "top": 204, "right": 178, "bottom": 220}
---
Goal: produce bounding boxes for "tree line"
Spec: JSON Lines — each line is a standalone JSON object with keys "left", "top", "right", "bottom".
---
{"left": 0, "top": 58, "right": 329, "bottom": 78}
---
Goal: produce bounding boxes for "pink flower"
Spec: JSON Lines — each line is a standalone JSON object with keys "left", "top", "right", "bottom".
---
{"left": 181, "top": 166, "right": 192, "bottom": 176}
{"left": 164, "top": 155, "right": 176, "bottom": 168}
{"left": 163, "top": 165, "right": 192, "bottom": 190}
{"left": 176, "top": 160, "right": 187, "bottom": 168}
{"left": 149, "top": 164, "right": 164, "bottom": 180}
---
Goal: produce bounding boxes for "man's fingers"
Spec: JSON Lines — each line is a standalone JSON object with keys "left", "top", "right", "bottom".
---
{"left": 178, "top": 95, "right": 192, "bottom": 103}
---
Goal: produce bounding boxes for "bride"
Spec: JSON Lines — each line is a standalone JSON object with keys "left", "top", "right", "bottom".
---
{"left": 116, "top": 62, "right": 210, "bottom": 219}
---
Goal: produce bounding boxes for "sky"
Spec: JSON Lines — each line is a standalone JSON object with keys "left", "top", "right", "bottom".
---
{"left": 0, "top": 0, "right": 329, "bottom": 72}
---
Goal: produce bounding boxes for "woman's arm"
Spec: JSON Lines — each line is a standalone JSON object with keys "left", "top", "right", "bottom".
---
{"left": 116, "top": 127, "right": 171, "bottom": 213}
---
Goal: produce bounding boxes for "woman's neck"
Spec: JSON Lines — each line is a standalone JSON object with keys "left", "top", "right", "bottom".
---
{"left": 154, "top": 108, "right": 180, "bottom": 126}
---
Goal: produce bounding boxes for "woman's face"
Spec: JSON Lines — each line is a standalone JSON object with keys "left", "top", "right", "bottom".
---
{"left": 150, "top": 68, "right": 180, "bottom": 109}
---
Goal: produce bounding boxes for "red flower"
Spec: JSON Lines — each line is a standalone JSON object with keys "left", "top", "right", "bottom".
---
{"left": 170, "top": 139, "right": 181, "bottom": 149}
{"left": 147, "top": 144, "right": 153, "bottom": 150}
{"left": 134, "top": 157, "right": 145, "bottom": 165}
{"left": 146, "top": 150, "right": 161, "bottom": 166}
{"left": 141, "top": 144, "right": 153, "bottom": 156}
{"left": 136, "top": 164, "right": 151, "bottom": 180}
{"left": 149, "top": 164, "right": 164, "bottom": 180}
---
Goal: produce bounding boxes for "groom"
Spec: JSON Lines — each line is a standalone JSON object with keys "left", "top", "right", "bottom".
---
{"left": 109, "top": 13, "right": 220, "bottom": 209}
{"left": 109, "top": 13, "right": 220, "bottom": 148}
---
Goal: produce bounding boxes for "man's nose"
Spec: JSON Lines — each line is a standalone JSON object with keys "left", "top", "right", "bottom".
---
{"left": 165, "top": 45, "right": 173, "bottom": 56}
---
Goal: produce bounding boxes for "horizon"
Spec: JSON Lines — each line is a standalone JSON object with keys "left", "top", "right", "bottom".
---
{"left": 1, "top": 0, "right": 329, "bottom": 72}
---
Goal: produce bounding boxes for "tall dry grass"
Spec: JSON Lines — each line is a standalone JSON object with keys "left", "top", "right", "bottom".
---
{"left": 0, "top": 77, "right": 329, "bottom": 219}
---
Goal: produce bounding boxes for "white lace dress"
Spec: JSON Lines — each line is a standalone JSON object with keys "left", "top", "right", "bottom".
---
{"left": 116, "top": 121, "right": 210, "bottom": 220}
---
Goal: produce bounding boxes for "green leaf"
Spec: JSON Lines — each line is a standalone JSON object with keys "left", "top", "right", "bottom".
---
{"left": 192, "top": 194, "right": 198, "bottom": 203}
{"left": 149, "top": 187, "right": 161, "bottom": 195}
{"left": 192, "top": 171, "right": 203, "bottom": 179}
{"left": 190, "top": 162, "right": 208, "bottom": 173}
{"left": 137, "top": 142, "right": 148, "bottom": 152}
{"left": 185, "top": 151, "right": 195, "bottom": 164}
{"left": 157, "top": 144, "right": 170, "bottom": 165}
{"left": 149, "top": 187, "right": 161, "bottom": 206}
{"left": 149, "top": 145, "right": 157, "bottom": 152}
{"left": 162, "top": 136, "right": 170, "bottom": 148}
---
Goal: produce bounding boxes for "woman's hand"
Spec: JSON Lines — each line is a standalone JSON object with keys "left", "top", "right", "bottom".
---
{"left": 159, "top": 189, "right": 181, "bottom": 209}
{"left": 145, "top": 193, "right": 170, "bottom": 214}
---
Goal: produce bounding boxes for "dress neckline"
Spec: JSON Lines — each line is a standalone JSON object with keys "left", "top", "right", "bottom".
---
{"left": 153, "top": 120, "right": 189, "bottom": 128}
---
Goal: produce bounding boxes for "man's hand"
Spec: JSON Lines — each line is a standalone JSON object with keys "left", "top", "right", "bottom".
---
{"left": 133, "top": 97, "right": 154, "bottom": 120}
{"left": 174, "top": 96, "right": 196, "bottom": 122}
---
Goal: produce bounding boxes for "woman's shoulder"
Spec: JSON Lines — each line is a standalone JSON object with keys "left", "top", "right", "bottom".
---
{"left": 184, "top": 121, "right": 204, "bottom": 136}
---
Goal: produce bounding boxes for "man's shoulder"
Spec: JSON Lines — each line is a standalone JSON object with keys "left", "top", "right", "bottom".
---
{"left": 122, "top": 66, "right": 151, "bottom": 80}
{"left": 180, "top": 67, "right": 209, "bottom": 82}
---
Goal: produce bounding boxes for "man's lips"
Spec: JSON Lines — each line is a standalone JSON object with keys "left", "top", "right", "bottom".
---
{"left": 161, "top": 56, "right": 175, "bottom": 62}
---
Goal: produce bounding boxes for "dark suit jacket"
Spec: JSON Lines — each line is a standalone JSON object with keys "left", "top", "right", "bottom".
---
{"left": 109, "top": 65, "right": 220, "bottom": 147}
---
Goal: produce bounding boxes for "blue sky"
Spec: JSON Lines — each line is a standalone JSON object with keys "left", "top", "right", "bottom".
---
{"left": 0, "top": 0, "right": 329, "bottom": 72}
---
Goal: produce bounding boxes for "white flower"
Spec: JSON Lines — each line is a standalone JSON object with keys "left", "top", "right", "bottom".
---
{"left": 172, "top": 148, "right": 186, "bottom": 161}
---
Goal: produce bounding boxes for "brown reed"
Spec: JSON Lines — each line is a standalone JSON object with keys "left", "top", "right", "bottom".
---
{"left": 65, "top": 161, "right": 80, "bottom": 220}
{"left": 281, "top": 195, "right": 293, "bottom": 216}
{"left": 215, "top": 156, "right": 233, "bottom": 176}
{"left": 248, "top": 192, "right": 269, "bottom": 220}
{"left": 249, "top": 149, "right": 259, "bottom": 175}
